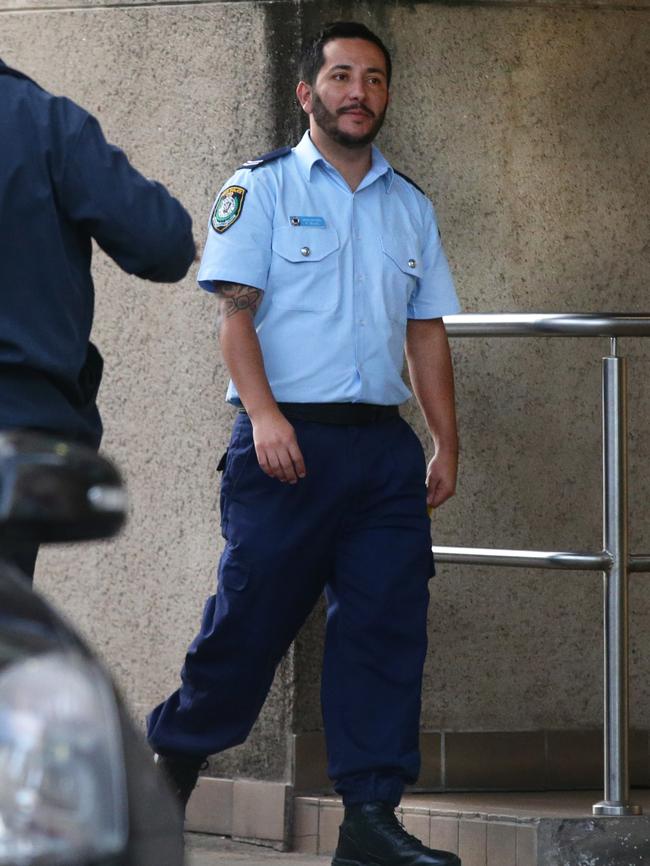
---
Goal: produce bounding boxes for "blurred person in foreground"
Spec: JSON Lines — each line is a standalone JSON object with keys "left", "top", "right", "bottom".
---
{"left": 0, "top": 58, "right": 196, "bottom": 581}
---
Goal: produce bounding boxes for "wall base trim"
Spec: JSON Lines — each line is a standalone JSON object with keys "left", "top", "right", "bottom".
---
{"left": 185, "top": 777, "right": 292, "bottom": 850}
{"left": 293, "top": 729, "right": 650, "bottom": 793}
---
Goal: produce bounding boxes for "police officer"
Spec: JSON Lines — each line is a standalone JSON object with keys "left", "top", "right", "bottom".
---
{"left": 148, "top": 22, "right": 461, "bottom": 866}
{"left": 0, "top": 59, "right": 195, "bottom": 581}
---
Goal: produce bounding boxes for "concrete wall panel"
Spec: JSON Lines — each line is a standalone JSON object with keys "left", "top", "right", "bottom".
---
{"left": 287, "top": 3, "right": 650, "bottom": 734}
{"left": 2, "top": 1, "right": 292, "bottom": 779}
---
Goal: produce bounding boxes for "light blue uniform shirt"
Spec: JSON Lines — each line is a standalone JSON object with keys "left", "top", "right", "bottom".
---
{"left": 198, "top": 131, "right": 460, "bottom": 406}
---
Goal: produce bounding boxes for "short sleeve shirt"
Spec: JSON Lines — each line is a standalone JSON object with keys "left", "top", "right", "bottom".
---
{"left": 198, "top": 131, "right": 460, "bottom": 406}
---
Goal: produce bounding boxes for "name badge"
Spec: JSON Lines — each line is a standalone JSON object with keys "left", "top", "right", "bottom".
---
{"left": 290, "top": 216, "right": 326, "bottom": 228}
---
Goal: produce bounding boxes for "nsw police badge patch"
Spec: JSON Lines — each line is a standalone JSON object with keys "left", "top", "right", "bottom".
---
{"left": 211, "top": 185, "right": 247, "bottom": 233}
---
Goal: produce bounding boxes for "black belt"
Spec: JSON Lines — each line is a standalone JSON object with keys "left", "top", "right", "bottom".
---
{"left": 240, "top": 402, "right": 400, "bottom": 425}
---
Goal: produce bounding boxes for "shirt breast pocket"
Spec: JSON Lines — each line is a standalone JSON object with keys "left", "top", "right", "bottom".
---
{"left": 270, "top": 226, "right": 340, "bottom": 312}
{"left": 380, "top": 235, "right": 423, "bottom": 323}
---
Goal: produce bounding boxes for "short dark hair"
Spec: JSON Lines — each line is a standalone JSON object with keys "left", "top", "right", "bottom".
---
{"left": 299, "top": 21, "right": 392, "bottom": 87}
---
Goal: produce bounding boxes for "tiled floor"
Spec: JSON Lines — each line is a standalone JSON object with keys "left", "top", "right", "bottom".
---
{"left": 186, "top": 789, "right": 650, "bottom": 866}
{"left": 292, "top": 790, "right": 650, "bottom": 866}
{"left": 186, "top": 835, "right": 328, "bottom": 865}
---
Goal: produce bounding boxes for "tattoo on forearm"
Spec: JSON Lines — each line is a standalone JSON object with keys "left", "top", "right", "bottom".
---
{"left": 213, "top": 282, "right": 263, "bottom": 319}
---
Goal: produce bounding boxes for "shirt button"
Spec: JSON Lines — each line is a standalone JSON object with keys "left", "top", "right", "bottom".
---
{"left": 301, "top": 247, "right": 311, "bottom": 257}
{"left": 408, "top": 259, "right": 417, "bottom": 269}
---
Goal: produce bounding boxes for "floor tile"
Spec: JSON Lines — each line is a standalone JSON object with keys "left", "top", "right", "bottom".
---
{"left": 459, "top": 820, "right": 487, "bottom": 866}
{"left": 487, "top": 822, "right": 516, "bottom": 866}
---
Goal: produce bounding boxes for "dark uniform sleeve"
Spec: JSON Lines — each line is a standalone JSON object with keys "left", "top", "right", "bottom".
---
{"left": 57, "top": 109, "right": 195, "bottom": 282}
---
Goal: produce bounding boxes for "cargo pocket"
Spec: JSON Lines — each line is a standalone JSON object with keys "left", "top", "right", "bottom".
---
{"left": 218, "top": 425, "right": 254, "bottom": 539}
{"left": 218, "top": 544, "right": 251, "bottom": 592}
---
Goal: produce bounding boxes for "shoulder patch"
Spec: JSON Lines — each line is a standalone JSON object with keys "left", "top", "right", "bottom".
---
{"left": 238, "top": 145, "right": 292, "bottom": 171}
{"left": 394, "top": 169, "right": 426, "bottom": 196}
{"left": 211, "top": 185, "right": 247, "bottom": 234}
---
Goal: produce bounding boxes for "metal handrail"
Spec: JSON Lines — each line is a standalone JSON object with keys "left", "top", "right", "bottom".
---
{"left": 444, "top": 312, "right": 650, "bottom": 337}
{"left": 437, "top": 312, "right": 649, "bottom": 817}
{"left": 432, "top": 547, "right": 611, "bottom": 571}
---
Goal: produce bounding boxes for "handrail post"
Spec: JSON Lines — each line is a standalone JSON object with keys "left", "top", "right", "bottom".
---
{"left": 593, "top": 350, "right": 641, "bottom": 816}
{"left": 438, "top": 313, "right": 650, "bottom": 815}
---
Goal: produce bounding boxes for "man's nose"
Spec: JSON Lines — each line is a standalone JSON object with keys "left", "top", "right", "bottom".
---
{"left": 347, "top": 75, "right": 368, "bottom": 101}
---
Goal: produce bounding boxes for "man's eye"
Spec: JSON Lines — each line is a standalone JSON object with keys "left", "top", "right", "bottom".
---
{"left": 333, "top": 73, "right": 347, "bottom": 81}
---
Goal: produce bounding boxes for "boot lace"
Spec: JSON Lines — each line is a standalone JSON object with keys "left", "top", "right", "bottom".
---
{"left": 376, "top": 805, "right": 425, "bottom": 848}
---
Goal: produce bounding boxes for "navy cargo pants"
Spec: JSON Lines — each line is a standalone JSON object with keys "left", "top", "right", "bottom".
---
{"left": 147, "top": 412, "right": 433, "bottom": 806}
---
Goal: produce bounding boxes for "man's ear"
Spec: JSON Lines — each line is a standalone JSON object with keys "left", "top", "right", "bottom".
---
{"left": 296, "top": 80, "right": 313, "bottom": 114}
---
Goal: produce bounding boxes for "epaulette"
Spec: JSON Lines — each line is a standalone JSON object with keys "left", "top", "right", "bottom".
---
{"left": 394, "top": 169, "right": 426, "bottom": 196}
{"left": 238, "top": 146, "right": 292, "bottom": 171}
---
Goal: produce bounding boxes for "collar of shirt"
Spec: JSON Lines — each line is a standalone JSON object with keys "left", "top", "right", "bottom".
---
{"left": 293, "top": 130, "right": 395, "bottom": 194}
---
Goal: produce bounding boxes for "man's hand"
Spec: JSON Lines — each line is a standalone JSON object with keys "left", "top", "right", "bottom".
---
{"left": 426, "top": 447, "right": 458, "bottom": 510}
{"left": 213, "top": 280, "right": 306, "bottom": 483}
{"left": 405, "top": 318, "right": 459, "bottom": 511}
{"left": 250, "top": 408, "right": 307, "bottom": 484}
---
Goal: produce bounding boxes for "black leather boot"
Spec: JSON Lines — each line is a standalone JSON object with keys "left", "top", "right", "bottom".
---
{"left": 155, "top": 753, "right": 207, "bottom": 813}
{"left": 332, "top": 802, "right": 461, "bottom": 866}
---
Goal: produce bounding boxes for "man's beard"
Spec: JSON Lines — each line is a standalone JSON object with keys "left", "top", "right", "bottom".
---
{"left": 311, "top": 91, "right": 386, "bottom": 149}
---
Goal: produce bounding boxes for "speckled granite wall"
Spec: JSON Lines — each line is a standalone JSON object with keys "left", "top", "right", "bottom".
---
{"left": 289, "top": 0, "right": 650, "bottom": 741}
{"left": 1, "top": 1, "right": 289, "bottom": 780}
{"left": 3, "top": 0, "right": 649, "bottom": 784}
